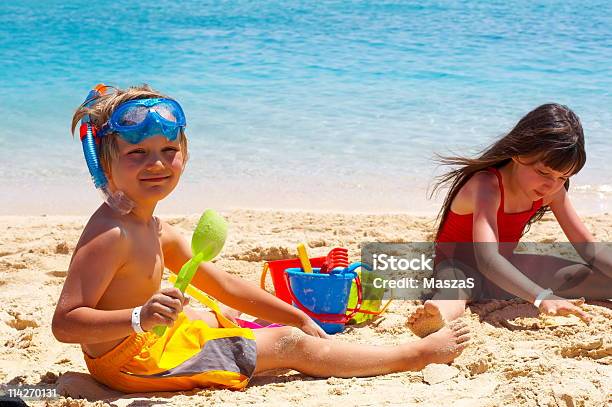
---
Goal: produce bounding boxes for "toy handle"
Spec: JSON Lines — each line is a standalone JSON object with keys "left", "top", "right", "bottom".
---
{"left": 297, "top": 243, "right": 313, "bottom": 273}
{"left": 260, "top": 262, "right": 270, "bottom": 291}
{"left": 344, "top": 263, "right": 364, "bottom": 319}
{"left": 152, "top": 252, "right": 205, "bottom": 337}
{"left": 347, "top": 262, "right": 393, "bottom": 317}
{"left": 174, "top": 252, "right": 205, "bottom": 292}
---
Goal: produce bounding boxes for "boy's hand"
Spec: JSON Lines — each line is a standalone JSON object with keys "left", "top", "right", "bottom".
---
{"left": 298, "top": 316, "right": 330, "bottom": 339}
{"left": 539, "top": 296, "right": 591, "bottom": 323}
{"left": 140, "top": 288, "right": 190, "bottom": 332}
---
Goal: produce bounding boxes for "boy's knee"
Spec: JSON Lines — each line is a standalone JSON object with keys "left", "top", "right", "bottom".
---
{"left": 273, "top": 327, "right": 307, "bottom": 355}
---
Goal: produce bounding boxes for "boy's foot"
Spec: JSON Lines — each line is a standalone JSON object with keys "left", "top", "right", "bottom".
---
{"left": 407, "top": 301, "right": 446, "bottom": 338}
{"left": 411, "top": 319, "right": 470, "bottom": 368}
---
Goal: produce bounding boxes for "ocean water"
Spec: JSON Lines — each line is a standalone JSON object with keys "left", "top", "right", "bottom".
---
{"left": 1, "top": 0, "right": 611, "bottom": 214}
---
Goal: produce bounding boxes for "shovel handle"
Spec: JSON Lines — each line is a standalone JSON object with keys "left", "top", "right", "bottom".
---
{"left": 152, "top": 252, "right": 205, "bottom": 337}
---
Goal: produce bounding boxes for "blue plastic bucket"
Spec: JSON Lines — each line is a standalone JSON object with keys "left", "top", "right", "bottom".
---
{"left": 285, "top": 267, "right": 358, "bottom": 334}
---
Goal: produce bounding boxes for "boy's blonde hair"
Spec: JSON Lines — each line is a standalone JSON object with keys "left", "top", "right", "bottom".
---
{"left": 71, "top": 84, "right": 189, "bottom": 176}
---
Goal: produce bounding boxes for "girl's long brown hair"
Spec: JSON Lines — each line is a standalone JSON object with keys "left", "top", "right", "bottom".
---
{"left": 432, "top": 103, "right": 586, "bottom": 239}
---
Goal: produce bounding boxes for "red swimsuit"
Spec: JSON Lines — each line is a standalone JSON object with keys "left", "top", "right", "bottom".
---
{"left": 437, "top": 167, "right": 543, "bottom": 244}
{"left": 435, "top": 167, "right": 544, "bottom": 267}
{"left": 434, "top": 168, "right": 544, "bottom": 299}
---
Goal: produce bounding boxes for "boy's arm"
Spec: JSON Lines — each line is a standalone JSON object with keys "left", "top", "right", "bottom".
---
{"left": 160, "top": 221, "right": 322, "bottom": 332}
{"left": 549, "top": 188, "right": 612, "bottom": 278}
{"left": 52, "top": 226, "right": 135, "bottom": 344}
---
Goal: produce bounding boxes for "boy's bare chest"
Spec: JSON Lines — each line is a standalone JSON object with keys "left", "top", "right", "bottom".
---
{"left": 99, "top": 229, "right": 165, "bottom": 308}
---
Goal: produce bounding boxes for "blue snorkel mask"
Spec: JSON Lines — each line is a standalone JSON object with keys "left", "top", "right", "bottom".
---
{"left": 78, "top": 84, "right": 187, "bottom": 214}
{"left": 97, "top": 98, "right": 186, "bottom": 144}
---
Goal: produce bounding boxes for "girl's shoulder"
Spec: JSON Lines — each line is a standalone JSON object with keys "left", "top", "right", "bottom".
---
{"left": 450, "top": 170, "right": 501, "bottom": 215}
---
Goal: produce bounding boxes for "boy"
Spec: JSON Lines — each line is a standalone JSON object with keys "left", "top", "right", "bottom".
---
{"left": 52, "top": 84, "right": 470, "bottom": 393}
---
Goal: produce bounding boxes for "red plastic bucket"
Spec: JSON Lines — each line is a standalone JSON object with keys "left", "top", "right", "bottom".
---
{"left": 260, "top": 256, "right": 326, "bottom": 303}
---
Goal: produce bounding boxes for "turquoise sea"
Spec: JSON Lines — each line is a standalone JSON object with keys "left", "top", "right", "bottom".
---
{"left": 1, "top": 0, "right": 611, "bottom": 214}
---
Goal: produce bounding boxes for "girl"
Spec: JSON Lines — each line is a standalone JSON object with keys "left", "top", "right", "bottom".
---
{"left": 407, "top": 103, "right": 612, "bottom": 338}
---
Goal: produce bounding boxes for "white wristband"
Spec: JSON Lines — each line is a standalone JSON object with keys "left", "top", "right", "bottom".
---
{"left": 533, "top": 289, "right": 553, "bottom": 308}
{"left": 131, "top": 306, "right": 145, "bottom": 333}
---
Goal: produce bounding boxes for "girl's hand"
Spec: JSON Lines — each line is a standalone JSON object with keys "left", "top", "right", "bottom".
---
{"left": 538, "top": 295, "right": 591, "bottom": 323}
{"left": 298, "top": 316, "right": 330, "bottom": 339}
{"left": 140, "top": 287, "right": 190, "bottom": 332}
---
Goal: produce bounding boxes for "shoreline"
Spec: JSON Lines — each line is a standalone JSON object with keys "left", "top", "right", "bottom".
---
{"left": 1, "top": 182, "right": 611, "bottom": 216}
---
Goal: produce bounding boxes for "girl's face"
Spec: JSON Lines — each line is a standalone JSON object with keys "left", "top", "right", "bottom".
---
{"left": 108, "top": 135, "right": 185, "bottom": 205}
{"left": 513, "top": 156, "right": 571, "bottom": 200}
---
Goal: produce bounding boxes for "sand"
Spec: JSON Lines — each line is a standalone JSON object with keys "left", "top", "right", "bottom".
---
{"left": 0, "top": 210, "right": 610, "bottom": 407}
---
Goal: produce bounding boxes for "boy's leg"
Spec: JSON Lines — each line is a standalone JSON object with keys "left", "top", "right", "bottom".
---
{"left": 407, "top": 260, "right": 476, "bottom": 337}
{"left": 252, "top": 321, "right": 469, "bottom": 377}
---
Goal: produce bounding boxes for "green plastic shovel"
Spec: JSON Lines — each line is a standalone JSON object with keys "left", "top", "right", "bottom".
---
{"left": 152, "top": 209, "right": 228, "bottom": 337}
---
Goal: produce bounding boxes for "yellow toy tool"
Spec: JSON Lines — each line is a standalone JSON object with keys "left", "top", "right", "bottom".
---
{"left": 297, "top": 243, "right": 313, "bottom": 273}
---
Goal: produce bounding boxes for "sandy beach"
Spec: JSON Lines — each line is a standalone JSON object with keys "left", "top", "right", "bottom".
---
{"left": 0, "top": 210, "right": 610, "bottom": 406}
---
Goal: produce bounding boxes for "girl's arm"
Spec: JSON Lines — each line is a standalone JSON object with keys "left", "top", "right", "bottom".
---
{"left": 549, "top": 187, "right": 612, "bottom": 278}
{"left": 470, "top": 172, "right": 546, "bottom": 302}
{"left": 161, "top": 221, "right": 327, "bottom": 337}
{"left": 470, "top": 174, "right": 590, "bottom": 321}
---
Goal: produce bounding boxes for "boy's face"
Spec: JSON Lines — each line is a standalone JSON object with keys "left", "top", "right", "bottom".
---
{"left": 108, "top": 135, "right": 185, "bottom": 205}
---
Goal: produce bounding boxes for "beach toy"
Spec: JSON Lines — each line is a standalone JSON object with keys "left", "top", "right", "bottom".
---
{"left": 260, "top": 256, "right": 327, "bottom": 303}
{"left": 328, "top": 262, "right": 392, "bottom": 323}
{"left": 284, "top": 263, "right": 364, "bottom": 334}
{"left": 296, "top": 243, "right": 313, "bottom": 273}
{"left": 319, "top": 247, "right": 349, "bottom": 273}
{"left": 153, "top": 210, "right": 228, "bottom": 336}
{"left": 346, "top": 262, "right": 393, "bottom": 324}
{"left": 261, "top": 254, "right": 390, "bottom": 327}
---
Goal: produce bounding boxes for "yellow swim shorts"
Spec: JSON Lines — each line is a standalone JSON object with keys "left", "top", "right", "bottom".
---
{"left": 84, "top": 312, "right": 257, "bottom": 393}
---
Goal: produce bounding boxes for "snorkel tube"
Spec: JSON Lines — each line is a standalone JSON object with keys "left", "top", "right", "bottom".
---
{"left": 79, "top": 84, "right": 135, "bottom": 215}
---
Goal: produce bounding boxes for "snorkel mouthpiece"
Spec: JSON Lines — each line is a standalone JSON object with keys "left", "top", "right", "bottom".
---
{"left": 79, "top": 84, "right": 135, "bottom": 215}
